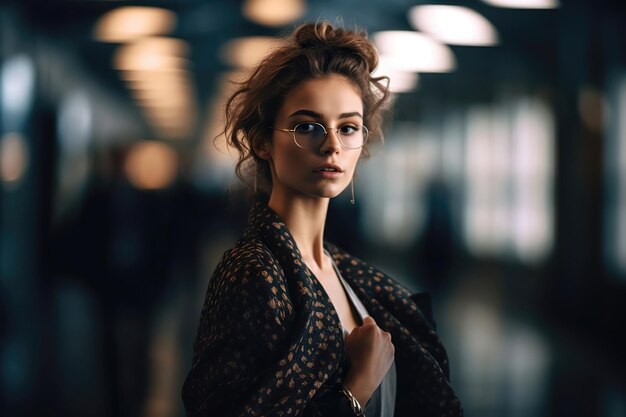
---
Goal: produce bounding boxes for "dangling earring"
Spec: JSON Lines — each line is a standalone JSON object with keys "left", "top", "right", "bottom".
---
{"left": 350, "top": 179, "right": 355, "bottom": 205}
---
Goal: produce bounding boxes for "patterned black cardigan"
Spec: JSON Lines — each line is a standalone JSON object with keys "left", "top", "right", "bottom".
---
{"left": 182, "top": 201, "right": 462, "bottom": 417}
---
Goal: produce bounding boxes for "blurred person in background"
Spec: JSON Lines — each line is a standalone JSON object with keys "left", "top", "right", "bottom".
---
{"left": 181, "top": 21, "right": 462, "bottom": 417}
{"left": 51, "top": 144, "right": 201, "bottom": 417}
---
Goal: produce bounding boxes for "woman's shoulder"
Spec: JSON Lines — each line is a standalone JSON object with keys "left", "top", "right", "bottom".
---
{"left": 192, "top": 234, "right": 295, "bottom": 364}
{"left": 208, "top": 234, "right": 287, "bottom": 298}
{"left": 200, "top": 233, "right": 291, "bottom": 320}
{"left": 218, "top": 234, "right": 279, "bottom": 271}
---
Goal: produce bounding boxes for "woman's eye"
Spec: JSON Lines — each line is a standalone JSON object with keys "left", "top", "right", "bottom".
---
{"left": 295, "top": 123, "right": 318, "bottom": 134}
{"left": 339, "top": 125, "right": 358, "bottom": 135}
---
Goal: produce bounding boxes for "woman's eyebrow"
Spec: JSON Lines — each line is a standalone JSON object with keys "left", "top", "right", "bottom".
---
{"left": 288, "top": 109, "right": 363, "bottom": 119}
{"left": 289, "top": 109, "right": 322, "bottom": 119}
{"left": 339, "top": 111, "right": 363, "bottom": 119}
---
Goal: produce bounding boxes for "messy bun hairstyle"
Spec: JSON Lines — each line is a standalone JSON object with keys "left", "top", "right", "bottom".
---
{"left": 223, "top": 21, "right": 390, "bottom": 195}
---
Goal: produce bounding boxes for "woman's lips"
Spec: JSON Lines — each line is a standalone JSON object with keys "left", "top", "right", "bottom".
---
{"left": 314, "top": 170, "right": 343, "bottom": 179}
{"left": 313, "top": 164, "right": 344, "bottom": 179}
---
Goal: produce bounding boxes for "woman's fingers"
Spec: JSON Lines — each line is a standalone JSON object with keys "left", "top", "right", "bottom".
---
{"left": 343, "top": 315, "right": 395, "bottom": 392}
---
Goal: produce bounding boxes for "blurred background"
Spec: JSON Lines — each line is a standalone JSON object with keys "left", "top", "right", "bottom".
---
{"left": 1, "top": 0, "right": 625, "bottom": 416}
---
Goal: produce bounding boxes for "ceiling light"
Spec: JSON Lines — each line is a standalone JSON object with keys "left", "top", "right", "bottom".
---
{"left": 114, "top": 37, "right": 189, "bottom": 71}
{"left": 127, "top": 81, "right": 191, "bottom": 97}
{"left": 140, "top": 107, "right": 193, "bottom": 120}
{"left": 385, "top": 71, "right": 419, "bottom": 93}
{"left": 373, "top": 56, "right": 419, "bottom": 93}
{"left": 94, "top": 6, "right": 177, "bottom": 43}
{"left": 116, "top": 54, "right": 186, "bottom": 72}
{"left": 242, "top": 0, "right": 305, "bottom": 27}
{"left": 409, "top": 5, "right": 499, "bottom": 46}
{"left": 373, "top": 31, "right": 456, "bottom": 73}
{"left": 480, "top": 0, "right": 559, "bottom": 8}
{"left": 125, "top": 141, "right": 178, "bottom": 189}
{"left": 125, "top": 73, "right": 190, "bottom": 89}
{"left": 220, "top": 37, "right": 281, "bottom": 68}
{"left": 119, "top": 37, "right": 189, "bottom": 59}
{"left": 128, "top": 87, "right": 192, "bottom": 102}
{"left": 119, "top": 68, "right": 188, "bottom": 82}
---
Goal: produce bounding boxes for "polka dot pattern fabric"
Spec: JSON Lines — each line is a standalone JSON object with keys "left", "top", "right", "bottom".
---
{"left": 182, "top": 200, "right": 463, "bottom": 417}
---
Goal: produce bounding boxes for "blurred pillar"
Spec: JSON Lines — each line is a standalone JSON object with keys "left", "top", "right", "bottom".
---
{"left": 0, "top": 76, "right": 57, "bottom": 417}
{"left": 0, "top": 5, "right": 59, "bottom": 415}
{"left": 553, "top": 0, "right": 602, "bottom": 323}
{"left": 551, "top": 2, "right": 613, "bottom": 416}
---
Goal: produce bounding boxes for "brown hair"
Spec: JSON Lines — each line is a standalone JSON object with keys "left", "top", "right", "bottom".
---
{"left": 223, "top": 20, "right": 390, "bottom": 195}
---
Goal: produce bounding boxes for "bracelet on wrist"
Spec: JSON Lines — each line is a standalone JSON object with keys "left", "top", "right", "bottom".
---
{"left": 338, "top": 384, "right": 365, "bottom": 417}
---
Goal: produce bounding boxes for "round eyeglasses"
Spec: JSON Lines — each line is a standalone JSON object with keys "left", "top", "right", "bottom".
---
{"left": 272, "top": 122, "right": 369, "bottom": 150}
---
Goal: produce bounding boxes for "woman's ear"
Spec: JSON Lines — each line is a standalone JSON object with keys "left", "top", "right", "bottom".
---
{"left": 253, "top": 137, "right": 272, "bottom": 161}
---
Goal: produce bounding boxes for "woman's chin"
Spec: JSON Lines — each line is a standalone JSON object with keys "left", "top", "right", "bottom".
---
{"left": 304, "top": 187, "right": 348, "bottom": 200}
{"left": 275, "top": 181, "right": 349, "bottom": 201}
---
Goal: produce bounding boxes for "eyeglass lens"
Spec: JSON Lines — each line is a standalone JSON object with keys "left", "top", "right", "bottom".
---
{"left": 293, "top": 122, "right": 367, "bottom": 149}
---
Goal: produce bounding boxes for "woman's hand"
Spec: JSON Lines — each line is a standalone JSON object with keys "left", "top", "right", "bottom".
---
{"left": 342, "top": 316, "right": 395, "bottom": 406}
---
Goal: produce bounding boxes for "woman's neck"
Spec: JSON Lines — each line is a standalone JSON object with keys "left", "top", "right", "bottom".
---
{"left": 267, "top": 192, "right": 330, "bottom": 270}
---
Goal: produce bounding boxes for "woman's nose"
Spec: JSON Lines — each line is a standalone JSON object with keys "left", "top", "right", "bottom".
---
{"left": 320, "top": 128, "right": 342, "bottom": 154}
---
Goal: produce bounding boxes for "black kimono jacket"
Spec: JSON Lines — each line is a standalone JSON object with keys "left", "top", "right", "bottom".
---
{"left": 182, "top": 200, "right": 462, "bottom": 417}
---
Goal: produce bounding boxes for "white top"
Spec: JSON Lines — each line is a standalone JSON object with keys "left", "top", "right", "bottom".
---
{"left": 327, "top": 252, "right": 397, "bottom": 417}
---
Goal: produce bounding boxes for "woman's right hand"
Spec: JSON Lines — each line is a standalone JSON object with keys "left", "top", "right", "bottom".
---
{"left": 342, "top": 316, "right": 395, "bottom": 406}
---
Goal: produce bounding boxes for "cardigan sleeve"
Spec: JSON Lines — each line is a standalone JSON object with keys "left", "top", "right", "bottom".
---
{"left": 182, "top": 242, "right": 357, "bottom": 417}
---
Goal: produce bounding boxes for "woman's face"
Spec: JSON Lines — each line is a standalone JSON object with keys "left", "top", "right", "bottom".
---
{"left": 264, "top": 74, "right": 364, "bottom": 201}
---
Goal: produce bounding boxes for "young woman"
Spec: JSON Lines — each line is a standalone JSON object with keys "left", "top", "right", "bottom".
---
{"left": 182, "top": 21, "right": 462, "bottom": 417}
